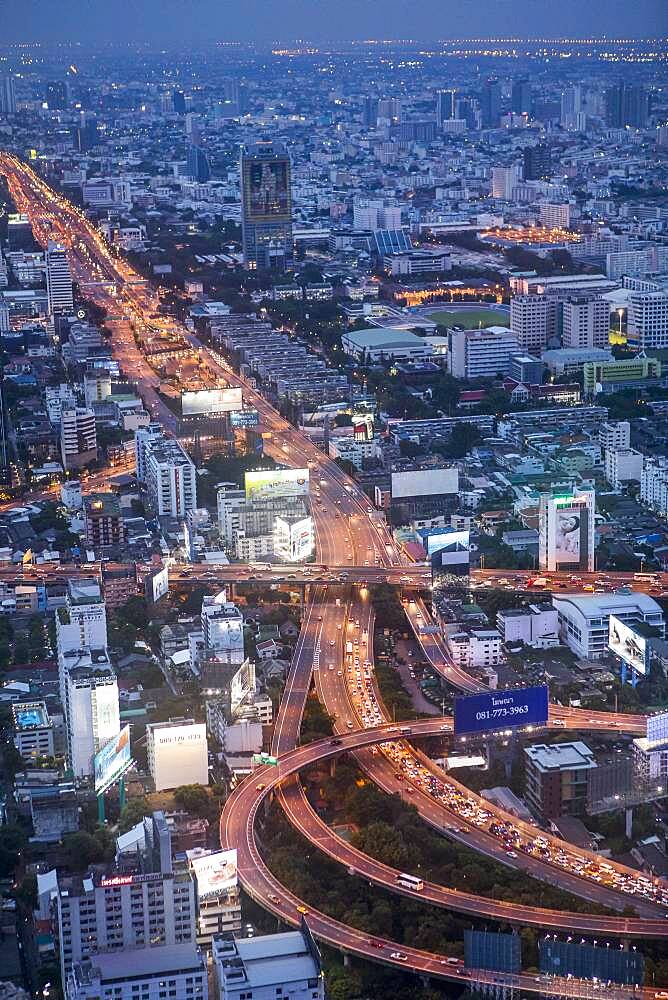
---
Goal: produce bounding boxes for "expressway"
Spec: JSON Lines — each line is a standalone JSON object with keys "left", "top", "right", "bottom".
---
{"left": 4, "top": 156, "right": 667, "bottom": 990}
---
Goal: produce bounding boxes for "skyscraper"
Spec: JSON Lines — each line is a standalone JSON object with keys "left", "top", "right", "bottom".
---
{"left": 240, "top": 141, "right": 293, "bottom": 271}
{"left": 481, "top": 77, "right": 501, "bottom": 128}
{"left": 560, "top": 85, "right": 583, "bottom": 129}
{"left": 605, "top": 84, "right": 649, "bottom": 128}
{"left": 523, "top": 143, "right": 552, "bottom": 181}
{"left": 0, "top": 76, "right": 16, "bottom": 115}
{"left": 46, "top": 240, "right": 74, "bottom": 314}
{"left": 511, "top": 79, "right": 532, "bottom": 116}
{"left": 187, "top": 144, "right": 210, "bottom": 183}
{"left": 173, "top": 88, "right": 186, "bottom": 114}
{"left": 436, "top": 89, "right": 456, "bottom": 128}
{"left": 45, "top": 80, "right": 69, "bottom": 110}
{"left": 362, "top": 96, "right": 379, "bottom": 128}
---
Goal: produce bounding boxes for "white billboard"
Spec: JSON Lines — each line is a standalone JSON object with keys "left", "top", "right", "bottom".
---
{"left": 391, "top": 468, "right": 458, "bottom": 500}
{"left": 274, "top": 515, "right": 314, "bottom": 562}
{"left": 608, "top": 615, "right": 647, "bottom": 675}
{"left": 149, "top": 565, "right": 169, "bottom": 603}
{"left": 94, "top": 725, "right": 132, "bottom": 794}
{"left": 181, "top": 387, "right": 243, "bottom": 416}
{"left": 646, "top": 711, "right": 668, "bottom": 747}
{"left": 554, "top": 508, "right": 581, "bottom": 563}
{"left": 191, "top": 849, "right": 238, "bottom": 899}
{"left": 245, "top": 467, "right": 309, "bottom": 500}
{"left": 424, "top": 528, "right": 469, "bottom": 557}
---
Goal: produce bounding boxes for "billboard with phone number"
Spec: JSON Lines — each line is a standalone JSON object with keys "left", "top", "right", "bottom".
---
{"left": 454, "top": 685, "right": 548, "bottom": 736}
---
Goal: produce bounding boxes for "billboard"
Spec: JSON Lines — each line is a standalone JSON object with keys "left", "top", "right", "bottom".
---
{"left": 94, "top": 725, "right": 131, "bottom": 794}
{"left": 181, "top": 387, "right": 243, "bottom": 417}
{"left": 190, "top": 849, "right": 238, "bottom": 899}
{"left": 454, "top": 685, "right": 548, "bottom": 737}
{"left": 391, "top": 468, "right": 458, "bottom": 500}
{"left": 244, "top": 159, "right": 290, "bottom": 221}
{"left": 539, "top": 938, "right": 644, "bottom": 987}
{"left": 647, "top": 711, "right": 668, "bottom": 747}
{"left": 423, "top": 528, "right": 469, "bottom": 557}
{"left": 464, "top": 930, "right": 521, "bottom": 974}
{"left": 608, "top": 616, "right": 647, "bottom": 675}
{"left": 145, "top": 565, "right": 169, "bottom": 604}
{"left": 554, "top": 508, "right": 582, "bottom": 563}
{"left": 353, "top": 413, "right": 374, "bottom": 442}
{"left": 230, "top": 409, "right": 260, "bottom": 429}
{"left": 274, "top": 515, "right": 314, "bottom": 562}
{"left": 245, "top": 467, "right": 309, "bottom": 500}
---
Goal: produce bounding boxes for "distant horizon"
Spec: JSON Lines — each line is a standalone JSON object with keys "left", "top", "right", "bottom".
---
{"left": 0, "top": 0, "right": 664, "bottom": 46}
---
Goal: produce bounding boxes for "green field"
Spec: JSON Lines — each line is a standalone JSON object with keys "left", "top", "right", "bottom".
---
{"left": 428, "top": 308, "right": 510, "bottom": 329}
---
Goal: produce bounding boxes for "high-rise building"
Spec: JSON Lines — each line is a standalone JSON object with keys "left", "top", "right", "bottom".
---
{"left": 539, "top": 202, "right": 571, "bottom": 228}
{"left": 627, "top": 290, "right": 668, "bottom": 349}
{"left": 45, "top": 79, "right": 69, "bottom": 109}
{"left": 523, "top": 144, "right": 552, "bottom": 181}
{"left": 480, "top": 77, "right": 501, "bottom": 127}
{"left": 510, "top": 294, "right": 559, "bottom": 353}
{"left": 240, "top": 141, "right": 293, "bottom": 271}
{"left": 186, "top": 144, "right": 210, "bottom": 183}
{"left": 84, "top": 493, "right": 126, "bottom": 549}
{"left": 145, "top": 437, "right": 197, "bottom": 518}
{"left": 524, "top": 742, "right": 596, "bottom": 819}
{"left": 46, "top": 812, "right": 197, "bottom": 978}
{"left": 200, "top": 592, "right": 245, "bottom": 663}
{"left": 448, "top": 327, "right": 520, "bottom": 379}
{"left": 491, "top": 164, "right": 522, "bottom": 200}
{"left": 377, "top": 97, "right": 402, "bottom": 122}
{"left": 60, "top": 407, "right": 97, "bottom": 470}
{"left": 172, "top": 89, "right": 186, "bottom": 114}
{"left": 560, "top": 85, "right": 583, "bottom": 129}
{"left": 135, "top": 422, "right": 164, "bottom": 481}
{"left": 146, "top": 719, "right": 208, "bottom": 792}
{"left": 511, "top": 78, "right": 532, "bottom": 115}
{"left": 62, "top": 648, "right": 119, "bottom": 778}
{"left": 604, "top": 83, "right": 649, "bottom": 128}
{"left": 46, "top": 240, "right": 74, "bottom": 315}
{"left": 66, "top": 944, "right": 207, "bottom": 1000}
{"left": 0, "top": 76, "right": 16, "bottom": 115}
{"left": 538, "top": 488, "right": 596, "bottom": 573}
{"left": 213, "top": 930, "right": 325, "bottom": 1000}
{"left": 562, "top": 296, "right": 610, "bottom": 349}
{"left": 74, "top": 116, "right": 98, "bottom": 153}
{"left": 435, "top": 89, "right": 456, "bottom": 128}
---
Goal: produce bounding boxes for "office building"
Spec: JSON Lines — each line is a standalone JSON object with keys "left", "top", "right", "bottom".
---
{"left": 449, "top": 326, "right": 520, "bottom": 379}
{"left": 135, "top": 423, "right": 164, "bottom": 481}
{"left": 584, "top": 355, "right": 661, "bottom": 394}
{"left": 46, "top": 241, "right": 74, "bottom": 315}
{"left": 186, "top": 144, "right": 210, "bottom": 183}
{"left": 509, "top": 353, "right": 544, "bottom": 385}
{"left": 146, "top": 719, "right": 208, "bottom": 792}
{"left": 48, "top": 812, "right": 196, "bottom": 977}
{"left": 61, "top": 648, "right": 119, "bottom": 779}
{"left": 213, "top": 930, "right": 325, "bottom": 1000}
{"left": 145, "top": 437, "right": 197, "bottom": 518}
{"left": 84, "top": 493, "right": 126, "bottom": 549}
{"left": 561, "top": 296, "right": 609, "bottom": 349}
{"left": 57, "top": 578, "right": 108, "bottom": 657}
{"left": 538, "top": 489, "right": 595, "bottom": 573}
{"left": 377, "top": 96, "right": 402, "bottom": 122}
{"left": 173, "top": 89, "right": 186, "bottom": 114}
{"left": 198, "top": 592, "right": 245, "bottom": 665}
{"left": 12, "top": 700, "right": 55, "bottom": 759}
{"left": 496, "top": 604, "right": 559, "bottom": 647}
{"left": 524, "top": 742, "right": 596, "bottom": 820}
{"left": 0, "top": 75, "right": 16, "bottom": 115}
{"left": 510, "top": 294, "right": 558, "bottom": 352}
{"left": 240, "top": 141, "right": 293, "bottom": 271}
{"left": 511, "top": 78, "right": 532, "bottom": 115}
{"left": 599, "top": 420, "right": 631, "bottom": 451}
{"left": 560, "top": 85, "right": 583, "bottom": 129}
{"left": 481, "top": 77, "right": 501, "bottom": 127}
{"left": 552, "top": 592, "right": 664, "bottom": 660}
{"left": 523, "top": 143, "right": 551, "bottom": 180}
{"left": 83, "top": 368, "right": 112, "bottom": 408}
{"left": 627, "top": 290, "right": 668, "bottom": 349}
{"left": 491, "top": 164, "right": 522, "bottom": 200}
{"left": 45, "top": 79, "right": 69, "bottom": 109}
{"left": 435, "top": 89, "right": 456, "bottom": 127}
{"left": 186, "top": 848, "right": 242, "bottom": 945}
{"left": 61, "top": 407, "right": 98, "bottom": 470}
{"left": 66, "top": 944, "right": 207, "bottom": 1000}
{"left": 362, "top": 96, "right": 379, "bottom": 127}
{"left": 605, "top": 83, "right": 649, "bottom": 128}
{"left": 641, "top": 457, "right": 668, "bottom": 518}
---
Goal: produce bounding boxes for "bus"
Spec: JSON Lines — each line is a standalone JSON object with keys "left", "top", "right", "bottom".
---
{"left": 396, "top": 873, "right": 424, "bottom": 891}
{"left": 345, "top": 641, "right": 353, "bottom": 655}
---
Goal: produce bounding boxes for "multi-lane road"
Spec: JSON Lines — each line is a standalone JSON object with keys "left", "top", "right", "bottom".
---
{"left": 4, "top": 155, "right": 667, "bottom": 991}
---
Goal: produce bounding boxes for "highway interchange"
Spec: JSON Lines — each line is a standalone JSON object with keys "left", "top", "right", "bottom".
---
{"left": 2, "top": 154, "right": 667, "bottom": 995}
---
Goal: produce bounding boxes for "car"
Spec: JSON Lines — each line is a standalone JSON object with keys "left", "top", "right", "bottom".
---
{"left": 296, "top": 906, "right": 308, "bottom": 915}
{"left": 506, "top": 850, "right": 518, "bottom": 858}
{"left": 329, "top": 639, "right": 335, "bottom": 646}
{"left": 390, "top": 952, "right": 408, "bottom": 961}
{"left": 330, "top": 737, "right": 342, "bottom": 746}
{"left": 268, "top": 894, "right": 281, "bottom": 904}
{"left": 255, "top": 783, "right": 266, "bottom": 791}
{"left": 370, "top": 940, "right": 385, "bottom": 950}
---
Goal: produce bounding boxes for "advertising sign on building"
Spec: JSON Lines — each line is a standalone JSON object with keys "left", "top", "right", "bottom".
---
{"left": 181, "top": 387, "right": 243, "bottom": 417}
{"left": 191, "top": 849, "right": 238, "bottom": 899}
{"left": 608, "top": 615, "right": 647, "bottom": 675}
{"left": 230, "top": 409, "right": 260, "bottom": 429}
{"left": 244, "top": 468, "right": 309, "bottom": 501}
{"left": 94, "top": 725, "right": 132, "bottom": 794}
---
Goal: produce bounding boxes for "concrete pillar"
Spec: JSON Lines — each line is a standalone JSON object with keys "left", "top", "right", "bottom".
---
{"left": 343, "top": 953, "right": 350, "bottom": 968}
{"left": 625, "top": 806, "right": 633, "bottom": 839}
{"left": 330, "top": 759, "right": 336, "bottom": 778}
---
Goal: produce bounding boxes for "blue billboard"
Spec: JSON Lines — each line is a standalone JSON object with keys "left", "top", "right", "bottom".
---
{"left": 454, "top": 685, "right": 548, "bottom": 736}
{"left": 539, "top": 939, "right": 644, "bottom": 986}
{"left": 230, "top": 409, "right": 260, "bottom": 429}
{"left": 464, "top": 930, "right": 521, "bottom": 974}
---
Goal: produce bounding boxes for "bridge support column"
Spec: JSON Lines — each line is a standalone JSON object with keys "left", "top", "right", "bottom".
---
{"left": 342, "top": 953, "right": 350, "bottom": 968}
{"left": 625, "top": 806, "right": 633, "bottom": 839}
{"left": 329, "top": 758, "right": 336, "bottom": 778}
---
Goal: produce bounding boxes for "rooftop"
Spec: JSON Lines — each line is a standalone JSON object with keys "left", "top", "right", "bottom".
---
{"left": 525, "top": 741, "right": 596, "bottom": 773}
{"left": 74, "top": 944, "right": 204, "bottom": 983}
{"left": 215, "top": 931, "right": 320, "bottom": 989}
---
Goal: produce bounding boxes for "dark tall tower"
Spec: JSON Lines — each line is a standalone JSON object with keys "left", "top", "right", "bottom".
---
{"left": 187, "top": 144, "right": 210, "bottom": 183}
{"left": 0, "top": 76, "right": 16, "bottom": 115}
{"left": 523, "top": 144, "right": 552, "bottom": 181}
{"left": 436, "top": 89, "right": 456, "bottom": 128}
{"left": 240, "top": 141, "right": 293, "bottom": 271}
{"left": 362, "top": 96, "right": 379, "bottom": 128}
{"left": 172, "top": 89, "right": 186, "bottom": 114}
{"left": 481, "top": 78, "right": 501, "bottom": 127}
{"left": 511, "top": 79, "right": 532, "bottom": 116}
{"left": 45, "top": 80, "right": 69, "bottom": 110}
{"left": 605, "top": 84, "right": 649, "bottom": 128}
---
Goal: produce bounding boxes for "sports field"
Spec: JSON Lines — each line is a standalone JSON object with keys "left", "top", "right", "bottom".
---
{"left": 428, "top": 308, "right": 510, "bottom": 329}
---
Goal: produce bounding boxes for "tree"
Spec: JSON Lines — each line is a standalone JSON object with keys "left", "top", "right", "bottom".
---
{"left": 351, "top": 821, "right": 417, "bottom": 870}
{"left": 118, "top": 796, "right": 151, "bottom": 833}
{"left": 62, "top": 831, "right": 107, "bottom": 870}
{"left": 438, "top": 421, "right": 482, "bottom": 459}
{"left": 173, "top": 785, "right": 211, "bottom": 817}
{"left": 0, "top": 824, "right": 27, "bottom": 877}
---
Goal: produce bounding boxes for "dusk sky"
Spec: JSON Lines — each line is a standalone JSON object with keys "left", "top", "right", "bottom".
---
{"left": 1, "top": 0, "right": 665, "bottom": 45}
